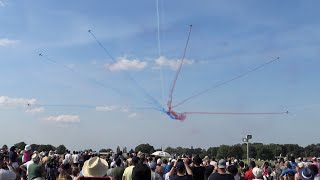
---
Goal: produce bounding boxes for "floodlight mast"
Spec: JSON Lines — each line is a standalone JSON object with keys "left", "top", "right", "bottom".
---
{"left": 243, "top": 135, "right": 252, "bottom": 164}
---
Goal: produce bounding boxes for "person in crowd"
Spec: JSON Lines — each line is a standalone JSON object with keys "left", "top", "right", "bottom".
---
{"left": 169, "top": 159, "right": 193, "bottom": 180}
{"left": 23, "top": 145, "right": 32, "bottom": 164}
{"left": 208, "top": 159, "right": 234, "bottom": 180}
{"left": 111, "top": 158, "right": 124, "bottom": 180}
{"left": 238, "top": 161, "right": 245, "bottom": 177}
{"left": 263, "top": 166, "right": 276, "bottom": 180}
{"left": 294, "top": 162, "right": 304, "bottom": 180}
{"left": 122, "top": 156, "right": 138, "bottom": 180}
{"left": 156, "top": 158, "right": 165, "bottom": 177}
{"left": 72, "top": 151, "right": 79, "bottom": 167}
{"left": 0, "top": 159, "right": 16, "bottom": 180}
{"left": 228, "top": 165, "right": 240, "bottom": 180}
{"left": 244, "top": 161, "right": 256, "bottom": 180}
{"left": 252, "top": 167, "right": 264, "bottom": 180}
{"left": 107, "top": 161, "right": 116, "bottom": 176}
{"left": 162, "top": 159, "right": 170, "bottom": 176}
{"left": 70, "top": 166, "right": 79, "bottom": 180}
{"left": 280, "top": 162, "right": 296, "bottom": 178}
{"left": 150, "top": 161, "right": 163, "bottom": 180}
{"left": 190, "top": 155, "right": 205, "bottom": 180}
{"left": 205, "top": 159, "right": 215, "bottom": 180}
{"left": 132, "top": 156, "right": 151, "bottom": 180}
{"left": 8, "top": 146, "right": 19, "bottom": 170}
{"left": 27, "top": 153, "right": 44, "bottom": 180}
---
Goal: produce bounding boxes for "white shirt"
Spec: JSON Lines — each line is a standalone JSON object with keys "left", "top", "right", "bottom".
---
{"left": 234, "top": 174, "right": 241, "bottom": 180}
{"left": 22, "top": 160, "right": 34, "bottom": 175}
{"left": 164, "top": 172, "right": 170, "bottom": 180}
{"left": 72, "top": 154, "right": 79, "bottom": 163}
{"left": 0, "top": 169, "right": 16, "bottom": 180}
{"left": 65, "top": 153, "right": 72, "bottom": 163}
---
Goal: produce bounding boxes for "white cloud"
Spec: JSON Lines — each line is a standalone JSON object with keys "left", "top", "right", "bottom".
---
{"left": 0, "top": 38, "right": 18, "bottom": 46}
{"left": 128, "top": 113, "right": 137, "bottom": 118}
{"left": 91, "top": 60, "right": 97, "bottom": 65}
{"left": 66, "top": 64, "right": 75, "bottom": 69}
{"left": 154, "top": 56, "right": 194, "bottom": 70}
{"left": 105, "top": 57, "right": 147, "bottom": 71}
{"left": 95, "top": 105, "right": 118, "bottom": 112}
{"left": 0, "top": 96, "right": 36, "bottom": 107}
{"left": 0, "top": 0, "right": 5, "bottom": 7}
{"left": 25, "top": 107, "right": 45, "bottom": 114}
{"left": 44, "top": 115, "right": 80, "bottom": 123}
{"left": 95, "top": 105, "right": 130, "bottom": 113}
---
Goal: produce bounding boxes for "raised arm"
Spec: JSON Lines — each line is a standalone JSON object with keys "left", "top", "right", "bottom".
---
{"left": 184, "top": 159, "right": 193, "bottom": 176}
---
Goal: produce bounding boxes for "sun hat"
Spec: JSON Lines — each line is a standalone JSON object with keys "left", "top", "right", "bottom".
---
{"left": 25, "top": 145, "right": 31, "bottom": 151}
{"left": 252, "top": 167, "right": 263, "bottom": 178}
{"left": 82, "top": 157, "right": 109, "bottom": 177}
{"left": 299, "top": 168, "right": 314, "bottom": 180}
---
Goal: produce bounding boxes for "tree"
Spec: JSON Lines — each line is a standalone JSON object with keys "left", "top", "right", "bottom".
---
{"left": 106, "top": 148, "right": 113, "bottom": 152}
{"left": 216, "top": 145, "right": 229, "bottom": 159}
{"left": 99, "top": 149, "right": 109, "bottom": 153}
{"left": 257, "top": 146, "right": 274, "bottom": 160}
{"left": 249, "top": 146, "right": 257, "bottom": 159}
{"left": 31, "top": 144, "right": 39, "bottom": 151}
{"left": 304, "top": 144, "right": 319, "bottom": 157}
{"left": 228, "top": 144, "right": 244, "bottom": 159}
{"left": 193, "top": 148, "right": 203, "bottom": 156}
{"left": 164, "top": 147, "right": 176, "bottom": 155}
{"left": 14, "top": 142, "right": 27, "bottom": 150}
{"left": 286, "top": 144, "right": 303, "bottom": 157}
{"left": 175, "top": 147, "right": 187, "bottom": 155}
{"left": 207, "top": 147, "right": 219, "bottom": 158}
{"left": 56, "top": 145, "right": 67, "bottom": 154}
{"left": 135, "top": 143, "right": 155, "bottom": 154}
{"left": 269, "top": 144, "right": 282, "bottom": 158}
{"left": 38, "top": 144, "right": 55, "bottom": 152}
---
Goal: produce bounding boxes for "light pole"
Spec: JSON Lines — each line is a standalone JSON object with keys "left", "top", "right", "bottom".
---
{"left": 243, "top": 135, "right": 252, "bottom": 164}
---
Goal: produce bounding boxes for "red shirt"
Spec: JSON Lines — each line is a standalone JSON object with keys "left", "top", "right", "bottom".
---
{"left": 244, "top": 169, "right": 254, "bottom": 180}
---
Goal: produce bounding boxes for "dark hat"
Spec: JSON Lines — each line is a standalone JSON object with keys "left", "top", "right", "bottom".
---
{"left": 193, "top": 156, "right": 202, "bottom": 165}
{"left": 299, "top": 168, "right": 314, "bottom": 180}
{"left": 176, "top": 161, "right": 185, "bottom": 170}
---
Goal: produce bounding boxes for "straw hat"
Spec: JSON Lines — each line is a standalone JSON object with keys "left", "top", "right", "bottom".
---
{"left": 82, "top": 157, "right": 109, "bottom": 177}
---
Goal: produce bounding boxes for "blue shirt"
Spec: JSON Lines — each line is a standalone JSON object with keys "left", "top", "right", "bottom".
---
{"left": 163, "top": 164, "right": 170, "bottom": 175}
{"left": 281, "top": 169, "right": 296, "bottom": 176}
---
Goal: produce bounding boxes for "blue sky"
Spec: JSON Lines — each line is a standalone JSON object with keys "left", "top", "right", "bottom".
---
{"left": 0, "top": 0, "right": 319, "bottom": 151}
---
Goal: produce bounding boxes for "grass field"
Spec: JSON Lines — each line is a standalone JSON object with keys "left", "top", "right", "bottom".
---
{"left": 242, "top": 160, "right": 273, "bottom": 167}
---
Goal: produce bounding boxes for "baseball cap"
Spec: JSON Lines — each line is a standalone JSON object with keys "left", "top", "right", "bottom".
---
{"left": 218, "top": 159, "right": 226, "bottom": 168}
{"left": 176, "top": 161, "right": 185, "bottom": 170}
